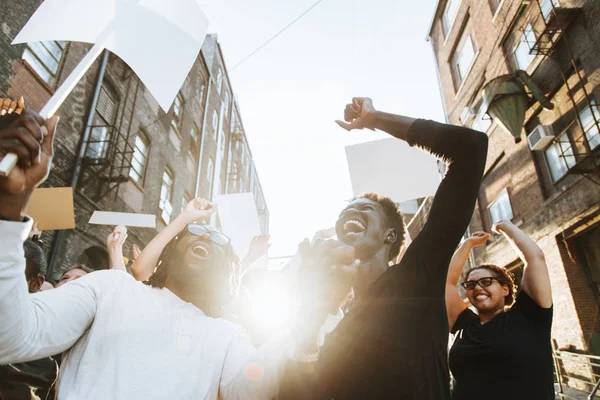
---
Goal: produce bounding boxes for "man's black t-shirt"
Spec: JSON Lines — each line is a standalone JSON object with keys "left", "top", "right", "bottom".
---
{"left": 0, "top": 357, "right": 58, "bottom": 400}
{"left": 279, "top": 120, "right": 489, "bottom": 399}
{"left": 449, "top": 291, "right": 554, "bottom": 400}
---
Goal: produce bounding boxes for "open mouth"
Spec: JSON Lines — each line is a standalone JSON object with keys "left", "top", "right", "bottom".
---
{"left": 192, "top": 243, "right": 211, "bottom": 260}
{"left": 342, "top": 219, "right": 366, "bottom": 239}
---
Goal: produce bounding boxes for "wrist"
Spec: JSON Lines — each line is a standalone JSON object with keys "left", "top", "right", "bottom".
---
{"left": 0, "top": 189, "right": 34, "bottom": 221}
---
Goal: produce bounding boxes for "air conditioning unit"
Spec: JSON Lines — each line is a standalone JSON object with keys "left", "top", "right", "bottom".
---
{"left": 460, "top": 107, "right": 477, "bottom": 126}
{"left": 527, "top": 125, "right": 555, "bottom": 151}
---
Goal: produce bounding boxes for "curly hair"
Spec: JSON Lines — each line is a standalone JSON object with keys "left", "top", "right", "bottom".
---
{"left": 357, "top": 193, "right": 406, "bottom": 261}
{"left": 466, "top": 264, "right": 517, "bottom": 307}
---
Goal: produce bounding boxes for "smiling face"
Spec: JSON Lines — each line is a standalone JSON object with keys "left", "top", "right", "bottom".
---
{"left": 464, "top": 268, "right": 509, "bottom": 314}
{"left": 336, "top": 198, "right": 393, "bottom": 262}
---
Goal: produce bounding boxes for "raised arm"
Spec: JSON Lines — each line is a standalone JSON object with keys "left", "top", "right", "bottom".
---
{"left": 131, "top": 198, "right": 215, "bottom": 281}
{"left": 446, "top": 232, "right": 491, "bottom": 330}
{"left": 0, "top": 107, "right": 96, "bottom": 363}
{"left": 106, "top": 225, "right": 128, "bottom": 271}
{"left": 338, "top": 97, "right": 488, "bottom": 290}
{"left": 493, "top": 220, "right": 552, "bottom": 308}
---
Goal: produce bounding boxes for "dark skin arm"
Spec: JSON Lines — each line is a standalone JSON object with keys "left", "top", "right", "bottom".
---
{"left": 0, "top": 102, "right": 59, "bottom": 220}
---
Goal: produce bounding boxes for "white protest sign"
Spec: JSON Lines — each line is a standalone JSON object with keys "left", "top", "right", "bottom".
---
{"left": 13, "top": 0, "right": 209, "bottom": 112}
{"left": 89, "top": 211, "right": 156, "bottom": 228}
{"left": 345, "top": 138, "right": 441, "bottom": 203}
{"left": 214, "top": 193, "right": 263, "bottom": 260}
{"left": 0, "top": 0, "right": 209, "bottom": 176}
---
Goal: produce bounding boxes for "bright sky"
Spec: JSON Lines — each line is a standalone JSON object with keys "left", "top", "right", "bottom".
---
{"left": 196, "top": 0, "right": 446, "bottom": 257}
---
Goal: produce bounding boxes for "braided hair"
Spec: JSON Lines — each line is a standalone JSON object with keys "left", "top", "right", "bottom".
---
{"left": 144, "top": 227, "right": 241, "bottom": 313}
{"left": 145, "top": 228, "right": 187, "bottom": 288}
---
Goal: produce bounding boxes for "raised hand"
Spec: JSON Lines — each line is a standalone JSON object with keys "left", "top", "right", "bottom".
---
{"left": 181, "top": 197, "right": 216, "bottom": 224}
{"left": 466, "top": 231, "right": 491, "bottom": 247}
{"left": 0, "top": 108, "right": 59, "bottom": 195}
{"left": 106, "top": 225, "right": 128, "bottom": 252}
{"left": 335, "top": 97, "right": 376, "bottom": 131}
{"left": 241, "top": 235, "right": 271, "bottom": 271}
{"left": 492, "top": 220, "right": 513, "bottom": 235}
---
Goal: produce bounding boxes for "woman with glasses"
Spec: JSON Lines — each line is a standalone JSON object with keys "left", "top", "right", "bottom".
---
{"left": 445, "top": 220, "right": 554, "bottom": 400}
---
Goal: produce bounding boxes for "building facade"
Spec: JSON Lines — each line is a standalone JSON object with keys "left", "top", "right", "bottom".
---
{"left": 0, "top": 4, "right": 269, "bottom": 280}
{"left": 428, "top": 0, "right": 600, "bottom": 373}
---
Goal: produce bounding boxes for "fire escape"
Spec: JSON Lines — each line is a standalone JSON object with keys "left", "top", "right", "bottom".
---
{"left": 79, "top": 73, "right": 141, "bottom": 201}
{"left": 525, "top": 0, "right": 600, "bottom": 184}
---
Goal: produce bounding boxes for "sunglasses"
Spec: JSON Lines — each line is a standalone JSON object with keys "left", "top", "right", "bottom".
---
{"left": 461, "top": 277, "right": 505, "bottom": 291}
{"left": 187, "top": 224, "right": 231, "bottom": 246}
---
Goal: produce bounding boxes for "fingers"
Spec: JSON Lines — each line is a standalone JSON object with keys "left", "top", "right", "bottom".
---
{"left": 1, "top": 98, "right": 11, "bottom": 116}
{"left": 14, "top": 97, "right": 24, "bottom": 115}
{"left": 335, "top": 120, "right": 353, "bottom": 131}
{"left": 42, "top": 116, "right": 59, "bottom": 157}
{"left": 0, "top": 127, "right": 41, "bottom": 167}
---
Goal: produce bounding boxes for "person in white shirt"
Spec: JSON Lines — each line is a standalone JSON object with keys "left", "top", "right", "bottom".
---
{"left": 0, "top": 107, "right": 291, "bottom": 399}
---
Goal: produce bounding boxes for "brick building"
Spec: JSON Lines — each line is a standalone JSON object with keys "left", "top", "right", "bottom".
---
{"left": 427, "top": 0, "right": 600, "bottom": 367}
{"left": 0, "top": 4, "right": 269, "bottom": 280}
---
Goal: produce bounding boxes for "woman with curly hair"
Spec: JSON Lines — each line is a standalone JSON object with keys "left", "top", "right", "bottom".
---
{"left": 445, "top": 220, "right": 554, "bottom": 400}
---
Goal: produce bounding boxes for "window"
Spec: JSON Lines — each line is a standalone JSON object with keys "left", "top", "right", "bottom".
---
{"left": 170, "top": 92, "right": 184, "bottom": 135}
{"left": 451, "top": 33, "right": 477, "bottom": 89}
{"left": 159, "top": 168, "right": 174, "bottom": 223}
{"left": 22, "top": 41, "right": 66, "bottom": 86}
{"left": 198, "top": 70, "right": 207, "bottom": 102}
{"left": 129, "top": 132, "right": 150, "bottom": 185}
{"left": 489, "top": 188, "right": 514, "bottom": 225}
{"left": 212, "top": 109, "right": 219, "bottom": 138}
{"left": 86, "top": 85, "right": 119, "bottom": 159}
{"left": 216, "top": 68, "right": 223, "bottom": 94}
{"left": 457, "top": 36, "right": 476, "bottom": 81}
{"left": 540, "top": 0, "right": 558, "bottom": 21}
{"left": 442, "top": 0, "right": 462, "bottom": 35}
{"left": 581, "top": 103, "right": 600, "bottom": 150}
{"left": 189, "top": 123, "right": 201, "bottom": 160}
{"left": 545, "top": 131, "right": 575, "bottom": 182}
{"left": 514, "top": 25, "right": 537, "bottom": 70}
{"left": 222, "top": 91, "right": 230, "bottom": 120}
{"left": 207, "top": 158, "right": 215, "bottom": 199}
{"left": 489, "top": 0, "right": 503, "bottom": 16}
{"left": 472, "top": 115, "right": 492, "bottom": 133}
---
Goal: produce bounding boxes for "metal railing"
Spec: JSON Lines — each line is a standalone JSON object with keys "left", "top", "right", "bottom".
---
{"left": 553, "top": 348, "right": 600, "bottom": 399}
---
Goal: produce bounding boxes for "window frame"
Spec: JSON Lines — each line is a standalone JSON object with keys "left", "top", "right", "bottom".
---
{"left": 86, "top": 84, "right": 119, "bottom": 160}
{"left": 159, "top": 168, "right": 175, "bottom": 224}
{"left": 129, "top": 131, "right": 151, "bottom": 186}
{"left": 513, "top": 24, "right": 537, "bottom": 71}
{"left": 450, "top": 27, "right": 479, "bottom": 92}
{"left": 488, "top": 188, "right": 514, "bottom": 226}
{"left": 22, "top": 40, "right": 66, "bottom": 87}
{"left": 442, "top": 0, "right": 462, "bottom": 37}
{"left": 170, "top": 92, "right": 185, "bottom": 137}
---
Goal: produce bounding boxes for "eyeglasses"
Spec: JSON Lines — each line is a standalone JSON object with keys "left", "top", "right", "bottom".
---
{"left": 461, "top": 277, "right": 505, "bottom": 291}
{"left": 187, "top": 224, "right": 231, "bottom": 246}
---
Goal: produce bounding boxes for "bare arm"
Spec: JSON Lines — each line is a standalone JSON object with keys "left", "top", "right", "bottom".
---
{"left": 106, "top": 225, "right": 127, "bottom": 271}
{"left": 131, "top": 198, "right": 215, "bottom": 281}
{"left": 446, "top": 232, "right": 491, "bottom": 330}
{"left": 493, "top": 221, "right": 552, "bottom": 308}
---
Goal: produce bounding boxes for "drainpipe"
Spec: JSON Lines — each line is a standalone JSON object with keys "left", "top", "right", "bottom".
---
{"left": 47, "top": 49, "right": 110, "bottom": 278}
{"left": 194, "top": 78, "right": 212, "bottom": 198}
